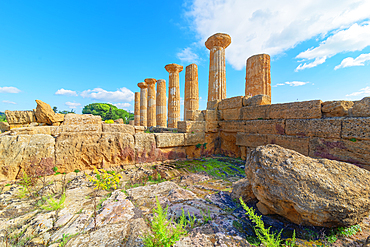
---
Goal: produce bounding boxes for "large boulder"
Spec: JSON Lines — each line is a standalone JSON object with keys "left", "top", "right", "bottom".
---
{"left": 243, "top": 144, "right": 370, "bottom": 227}
{"left": 34, "top": 100, "right": 64, "bottom": 125}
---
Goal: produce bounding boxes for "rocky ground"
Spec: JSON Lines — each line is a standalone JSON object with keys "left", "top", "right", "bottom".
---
{"left": 0, "top": 156, "right": 368, "bottom": 246}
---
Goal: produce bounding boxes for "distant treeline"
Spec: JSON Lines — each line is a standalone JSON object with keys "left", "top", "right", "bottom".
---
{"left": 82, "top": 103, "right": 134, "bottom": 123}
{"left": 0, "top": 112, "right": 6, "bottom": 122}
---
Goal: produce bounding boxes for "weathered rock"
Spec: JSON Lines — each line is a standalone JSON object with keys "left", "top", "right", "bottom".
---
{"left": 4, "top": 110, "right": 36, "bottom": 124}
{"left": 231, "top": 178, "right": 256, "bottom": 203}
{"left": 268, "top": 100, "right": 322, "bottom": 119}
{"left": 185, "top": 110, "right": 204, "bottom": 121}
{"left": 0, "top": 134, "right": 55, "bottom": 180}
{"left": 219, "top": 96, "right": 244, "bottom": 110}
{"left": 352, "top": 97, "right": 370, "bottom": 117}
{"left": 134, "top": 125, "right": 145, "bottom": 133}
{"left": 62, "top": 114, "right": 101, "bottom": 125}
{"left": 219, "top": 120, "right": 245, "bottom": 133}
{"left": 322, "top": 100, "right": 353, "bottom": 117}
{"left": 34, "top": 100, "right": 64, "bottom": 124}
{"left": 114, "top": 118, "right": 124, "bottom": 124}
{"left": 285, "top": 119, "right": 341, "bottom": 139}
{"left": 102, "top": 123, "right": 135, "bottom": 135}
{"left": 243, "top": 94, "right": 271, "bottom": 106}
{"left": 155, "top": 133, "right": 185, "bottom": 148}
{"left": 177, "top": 121, "right": 206, "bottom": 133}
{"left": 9, "top": 126, "right": 59, "bottom": 136}
{"left": 342, "top": 117, "right": 370, "bottom": 141}
{"left": 244, "top": 119, "right": 285, "bottom": 135}
{"left": 245, "top": 144, "right": 370, "bottom": 227}
{"left": 0, "top": 122, "right": 9, "bottom": 133}
{"left": 220, "top": 108, "right": 241, "bottom": 121}
{"left": 207, "top": 99, "right": 220, "bottom": 110}
{"left": 184, "top": 132, "right": 205, "bottom": 146}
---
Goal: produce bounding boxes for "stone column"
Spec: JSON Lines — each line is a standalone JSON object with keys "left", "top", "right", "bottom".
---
{"left": 138, "top": 82, "right": 148, "bottom": 127}
{"left": 134, "top": 92, "right": 140, "bottom": 126}
{"left": 184, "top": 63, "right": 199, "bottom": 120}
{"left": 205, "top": 33, "right": 231, "bottom": 102}
{"left": 245, "top": 54, "right": 271, "bottom": 103}
{"left": 165, "top": 63, "right": 183, "bottom": 128}
{"left": 145, "top": 78, "right": 156, "bottom": 127}
{"left": 156, "top": 79, "right": 167, "bottom": 127}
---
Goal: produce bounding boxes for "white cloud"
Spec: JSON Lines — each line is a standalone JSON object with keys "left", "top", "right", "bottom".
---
{"left": 55, "top": 88, "right": 78, "bottom": 96}
{"left": 81, "top": 87, "right": 134, "bottom": 102}
{"left": 296, "top": 22, "right": 370, "bottom": 70}
{"left": 273, "top": 81, "right": 309, "bottom": 87}
{"left": 2, "top": 100, "right": 16, "bottom": 104}
{"left": 65, "top": 102, "right": 81, "bottom": 109}
{"left": 0, "top": 86, "right": 21, "bottom": 93}
{"left": 185, "top": 0, "right": 370, "bottom": 70}
{"left": 113, "top": 103, "right": 131, "bottom": 110}
{"left": 177, "top": 47, "right": 199, "bottom": 63}
{"left": 334, "top": 53, "right": 370, "bottom": 70}
{"left": 346, "top": 86, "right": 370, "bottom": 97}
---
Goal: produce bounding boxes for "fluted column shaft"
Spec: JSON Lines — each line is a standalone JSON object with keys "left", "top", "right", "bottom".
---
{"left": 156, "top": 79, "right": 167, "bottom": 127}
{"left": 184, "top": 63, "right": 199, "bottom": 120}
{"left": 145, "top": 78, "right": 156, "bottom": 127}
{"left": 165, "top": 63, "right": 183, "bottom": 128}
{"left": 138, "top": 82, "right": 148, "bottom": 127}
{"left": 245, "top": 54, "right": 271, "bottom": 103}
{"left": 134, "top": 92, "right": 140, "bottom": 126}
{"left": 205, "top": 33, "right": 231, "bottom": 102}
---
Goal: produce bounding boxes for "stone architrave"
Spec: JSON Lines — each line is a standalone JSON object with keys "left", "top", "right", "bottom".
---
{"left": 156, "top": 79, "right": 167, "bottom": 128}
{"left": 165, "top": 63, "right": 183, "bottom": 128}
{"left": 145, "top": 78, "right": 157, "bottom": 127}
{"left": 184, "top": 64, "right": 199, "bottom": 120}
{"left": 134, "top": 92, "right": 140, "bottom": 126}
{"left": 245, "top": 54, "right": 271, "bottom": 103}
{"left": 138, "top": 82, "right": 148, "bottom": 127}
{"left": 205, "top": 33, "right": 231, "bottom": 102}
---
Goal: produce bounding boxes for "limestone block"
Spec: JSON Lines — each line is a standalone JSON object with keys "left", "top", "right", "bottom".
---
{"left": 309, "top": 137, "right": 370, "bottom": 171}
{"left": 204, "top": 110, "right": 218, "bottom": 122}
{"left": 102, "top": 124, "right": 135, "bottom": 135}
{"left": 134, "top": 126, "right": 145, "bottom": 133}
{"left": 240, "top": 105, "right": 269, "bottom": 120}
{"left": 245, "top": 119, "right": 285, "bottom": 135}
{"left": 207, "top": 100, "right": 220, "bottom": 110}
{"left": 0, "top": 122, "right": 10, "bottom": 132}
{"left": 322, "top": 100, "right": 353, "bottom": 118}
{"left": 220, "top": 131, "right": 241, "bottom": 157}
{"left": 351, "top": 97, "right": 370, "bottom": 117}
{"left": 9, "top": 126, "right": 58, "bottom": 136}
{"left": 342, "top": 117, "right": 370, "bottom": 141}
{"left": 35, "top": 100, "right": 64, "bottom": 124}
{"left": 61, "top": 124, "right": 102, "bottom": 133}
{"left": 0, "top": 134, "right": 55, "bottom": 180}
{"left": 177, "top": 121, "right": 206, "bottom": 133}
{"left": 157, "top": 147, "right": 187, "bottom": 161}
{"left": 63, "top": 114, "right": 101, "bottom": 125}
{"left": 268, "top": 134, "right": 309, "bottom": 156}
{"left": 134, "top": 133, "right": 156, "bottom": 152}
{"left": 220, "top": 108, "right": 241, "bottom": 121}
{"left": 243, "top": 94, "right": 271, "bottom": 106}
{"left": 155, "top": 133, "right": 185, "bottom": 148}
{"left": 219, "top": 120, "right": 245, "bottom": 133}
{"left": 4, "top": 110, "right": 36, "bottom": 124}
{"left": 185, "top": 110, "right": 204, "bottom": 121}
{"left": 184, "top": 132, "right": 205, "bottom": 146}
{"left": 236, "top": 133, "right": 268, "bottom": 147}
{"left": 129, "top": 120, "right": 134, "bottom": 125}
{"left": 218, "top": 96, "right": 244, "bottom": 110}
{"left": 206, "top": 121, "right": 218, "bottom": 133}
{"left": 114, "top": 118, "right": 124, "bottom": 124}
{"left": 268, "top": 100, "right": 322, "bottom": 119}
{"left": 286, "top": 119, "right": 341, "bottom": 139}
{"left": 98, "top": 132, "right": 135, "bottom": 166}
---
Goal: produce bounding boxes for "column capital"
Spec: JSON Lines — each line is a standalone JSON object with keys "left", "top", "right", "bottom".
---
{"left": 156, "top": 79, "right": 166, "bottom": 83}
{"left": 138, "top": 82, "right": 147, "bottom": 89}
{"left": 205, "top": 33, "right": 231, "bottom": 50}
{"left": 144, "top": 78, "right": 156, "bottom": 85}
{"left": 165, "top": 63, "right": 183, "bottom": 73}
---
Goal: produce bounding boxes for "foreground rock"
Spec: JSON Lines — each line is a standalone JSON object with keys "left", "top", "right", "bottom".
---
{"left": 35, "top": 100, "right": 65, "bottom": 125}
{"left": 244, "top": 144, "right": 370, "bottom": 227}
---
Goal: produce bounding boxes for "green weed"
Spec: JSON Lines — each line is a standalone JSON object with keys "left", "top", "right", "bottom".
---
{"left": 40, "top": 193, "right": 66, "bottom": 211}
{"left": 200, "top": 207, "right": 212, "bottom": 224}
{"left": 142, "top": 196, "right": 188, "bottom": 247}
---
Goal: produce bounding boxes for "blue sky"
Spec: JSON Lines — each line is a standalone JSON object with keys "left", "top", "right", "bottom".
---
{"left": 1, "top": 0, "right": 370, "bottom": 117}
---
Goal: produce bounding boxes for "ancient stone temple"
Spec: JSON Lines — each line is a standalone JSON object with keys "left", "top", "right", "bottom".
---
{"left": 134, "top": 92, "right": 140, "bottom": 126}
{"left": 184, "top": 64, "right": 199, "bottom": 120}
{"left": 156, "top": 79, "right": 167, "bottom": 127}
{"left": 137, "top": 82, "right": 148, "bottom": 127}
{"left": 165, "top": 63, "right": 183, "bottom": 128}
{"left": 245, "top": 54, "right": 271, "bottom": 103}
{"left": 145, "top": 78, "right": 156, "bottom": 127}
{"left": 205, "top": 33, "right": 231, "bottom": 102}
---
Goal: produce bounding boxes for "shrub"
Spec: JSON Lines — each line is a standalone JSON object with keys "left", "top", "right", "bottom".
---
{"left": 40, "top": 193, "right": 66, "bottom": 211}
{"left": 87, "top": 167, "right": 122, "bottom": 191}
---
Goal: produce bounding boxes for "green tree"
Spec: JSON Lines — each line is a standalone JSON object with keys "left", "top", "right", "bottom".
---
{"left": 0, "top": 112, "right": 6, "bottom": 122}
{"left": 53, "top": 106, "right": 58, "bottom": 113}
{"left": 82, "top": 103, "right": 133, "bottom": 123}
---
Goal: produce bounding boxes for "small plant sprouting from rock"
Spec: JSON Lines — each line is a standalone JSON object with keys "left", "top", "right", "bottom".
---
{"left": 200, "top": 207, "right": 212, "bottom": 224}
{"left": 39, "top": 193, "right": 66, "bottom": 211}
{"left": 87, "top": 167, "right": 122, "bottom": 191}
{"left": 104, "top": 119, "right": 114, "bottom": 124}
{"left": 240, "top": 197, "right": 297, "bottom": 247}
{"left": 142, "top": 196, "right": 188, "bottom": 247}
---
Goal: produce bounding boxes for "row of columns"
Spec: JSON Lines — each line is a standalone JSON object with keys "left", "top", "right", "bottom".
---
{"left": 134, "top": 32, "right": 271, "bottom": 128}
